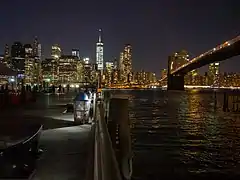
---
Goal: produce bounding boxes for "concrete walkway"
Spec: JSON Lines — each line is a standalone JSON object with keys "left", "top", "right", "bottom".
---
{"left": 23, "top": 93, "right": 77, "bottom": 124}
{"left": 31, "top": 125, "right": 91, "bottom": 180}
{"left": 1, "top": 92, "right": 93, "bottom": 179}
{"left": 28, "top": 93, "right": 92, "bottom": 179}
{"left": 1, "top": 92, "right": 78, "bottom": 130}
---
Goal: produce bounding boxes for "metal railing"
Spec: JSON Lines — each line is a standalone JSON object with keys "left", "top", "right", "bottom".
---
{"left": 0, "top": 125, "right": 43, "bottom": 178}
{"left": 93, "top": 102, "right": 122, "bottom": 180}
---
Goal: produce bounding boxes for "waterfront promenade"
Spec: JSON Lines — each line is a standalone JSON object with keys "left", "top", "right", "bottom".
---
{"left": 32, "top": 125, "right": 91, "bottom": 180}
{"left": 0, "top": 92, "right": 92, "bottom": 179}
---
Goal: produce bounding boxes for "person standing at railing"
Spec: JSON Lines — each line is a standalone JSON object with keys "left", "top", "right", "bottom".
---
{"left": 0, "top": 85, "right": 5, "bottom": 108}
{"left": 58, "top": 85, "right": 62, "bottom": 93}
{"left": 32, "top": 86, "right": 37, "bottom": 102}
{"left": 20, "top": 85, "right": 26, "bottom": 104}
{"left": 52, "top": 85, "right": 56, "bottom": 94}
{"left": 67, "top": 84, "right": 70, "bottom": 93}
{"left": 0, "top": 85, "right": 4, "bottom": 93}
{"left": 3, "top": 84, "right": 9, "bottom": 106}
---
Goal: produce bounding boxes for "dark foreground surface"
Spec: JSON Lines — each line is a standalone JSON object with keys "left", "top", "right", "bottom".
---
{"left": 32, "top": 125, "right": 91, "bottom": 180}
{"left": 0, "top": 92, "right": 91, "bottom": 179}
{"left": 110, "top": 89, "right": 240, "bottom": 179}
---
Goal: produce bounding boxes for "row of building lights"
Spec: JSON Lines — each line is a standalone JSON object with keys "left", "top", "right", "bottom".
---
{"left": 0, "top": 30, "right": 159, "bottom": 88}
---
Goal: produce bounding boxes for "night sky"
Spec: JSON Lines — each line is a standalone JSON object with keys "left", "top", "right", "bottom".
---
{"left": 0, "top": 0, "right": 240, "bottom": 76}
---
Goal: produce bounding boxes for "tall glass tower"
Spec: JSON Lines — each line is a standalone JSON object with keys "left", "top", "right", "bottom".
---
{"left": 96, "top": 29, "right": 104, "bottom": 73}
{"left": 208, "top": 62, "right": 220, "bottom": 86}
{"left": 123, "top": 44, "right": 132, "bottom": 83}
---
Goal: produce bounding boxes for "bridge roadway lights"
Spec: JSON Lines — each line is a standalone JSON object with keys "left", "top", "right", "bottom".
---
{"left": 167, "top": 74, "right": 185, "bottom": 91}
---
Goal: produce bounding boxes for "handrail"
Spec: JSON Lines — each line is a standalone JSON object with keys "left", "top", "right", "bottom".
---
{"left": 0, "top": 124, "right": 43, "bottom": 178}
{"left": 93, "top": 102, "right": 122, "bottom": 180}
{"left": 0, "top": 125, "right": 43, "bottom": 149}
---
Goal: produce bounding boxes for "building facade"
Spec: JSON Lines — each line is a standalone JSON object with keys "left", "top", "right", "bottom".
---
{"left": 41, "top": 58, "right": 53, "bottom": 83}
{"left": 51, "top": 44, "right": 61, "bottom": 59}
{"left": 208, "top": 62, "right": 220, "bottom": 86}
{"left": 96, "top": 29, "right": 104, "bottom": 72}
{"left": 121, "top": 44, "right": 132, "bottom": 83}
{"left": 32, "top": 36, "right": 39, "bottom": 57}
{"left": 24, "top": 44, "right": 34, "bottom": 84}
{"left": 105, "top": 61, "right": 114, "bottom": 86}
{"left": 58, "top": 55, "right": 78, "bottom": 84}
{"left": 3, "top": 44, "right": 10, "bottom": 65}
{"left": 72, "top": 49, "right": 80, "bottom": 59}
{"left": 11, "top": 42, "right": 25, "bottom": 76}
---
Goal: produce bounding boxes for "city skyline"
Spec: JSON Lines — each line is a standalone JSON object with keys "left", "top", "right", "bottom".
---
{"left": 0, "top": 0, "right": 240, "bottom": 74}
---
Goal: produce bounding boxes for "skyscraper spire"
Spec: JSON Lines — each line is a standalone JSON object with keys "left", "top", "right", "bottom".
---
{"left": 96, "top": 29, "right": 104, "bottom": 72}
{"left": 98, "top": 29, "right": 102, "bottom": 43}
{"left": 33, "top": 36, "right": 39, "bottom": 57}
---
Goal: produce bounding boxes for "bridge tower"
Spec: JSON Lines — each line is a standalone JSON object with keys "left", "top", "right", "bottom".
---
{"left": 167, "top": 56, "right": 185, "bottom": 90}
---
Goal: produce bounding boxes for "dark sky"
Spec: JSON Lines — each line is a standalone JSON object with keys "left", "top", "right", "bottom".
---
{"left": 0, "top": 0, "right": 240, "bottom": 76}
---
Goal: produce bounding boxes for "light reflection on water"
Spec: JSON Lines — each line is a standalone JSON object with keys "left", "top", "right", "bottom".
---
{"left": 112, "top": 89, "right": 240, "bottom": 179}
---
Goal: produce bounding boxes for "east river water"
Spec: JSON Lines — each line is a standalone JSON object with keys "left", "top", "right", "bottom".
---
{"left": 111, "top": 89, "right": 240, "bottom": 179}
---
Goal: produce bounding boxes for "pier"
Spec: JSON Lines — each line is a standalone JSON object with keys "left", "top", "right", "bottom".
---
{"left": 0, "top": 90, "right": 131, "bottom": 180}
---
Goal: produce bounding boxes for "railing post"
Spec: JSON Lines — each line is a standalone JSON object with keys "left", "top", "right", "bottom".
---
{"left": 94, "top": 102, "right": 122, "bottom": 180}
{"left": 103, "top": 91, "right": 111, "bottom": 123}
{"left": 107, "top": 98, "right": 117, "bottom": 149}
{"left": 108, "top": 98, "right": 132, "bottom": 180}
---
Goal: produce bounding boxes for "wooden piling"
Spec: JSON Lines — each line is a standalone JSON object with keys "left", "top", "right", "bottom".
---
{"left": 223, "top": 92, "right": 229, "bottom": 112}
{"left": 108, "top": 98, "right": 132, "bottom": 180}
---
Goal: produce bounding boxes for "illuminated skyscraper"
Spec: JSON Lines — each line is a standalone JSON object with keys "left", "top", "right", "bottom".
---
{"left": 148, "top": 72, "right": 157, "bottom": 83}
{"left": 51, "top": 44, "right": 61, "bottom": 59}
{"left": 105, "top": 61, "right": 114, "bottom": 86}
{"left": 119, "top": 52, "right": 124, "bottom": 69}
{"left": 82, "top": 57, "right": 97, "bottom": 84}
{"left": 139, "top": 70, "right": 146, "bottom": 85}
{"left": 83, "top": 57, "right": 91, "bottom": 82}
{"left": 72, "top": 49, "right": 80, "bottom": 59}
{"left": 185, "top": 69, "right": 198, "bottom": 85}
{"left": 41, "top": 58, "right": 53, "bottom": 84}
{"left": 191, "top": 69, "right": 198, "bottom": 85}
{"left": 96, "top": 29, "right": 104, "bottom": 72}
{"left": 112, "top": 69, "right": 120, "bottom": 85}
{"left": 11, "top": 42, "right": 25, "bottom": 75}
{"left": 24, "top": 44, "right": 34, "bottom": 84}
{"left": 37, "top": 44, "right": 42, "bottom": 60}
{"left": 0, "top": 55, "right": 4, "bottom": 63}
{"left": 76, "top": 60, "right": 84, "bottom": 83}
{"left": 122, "top": 44, "right": 132, "bottom": 83}
{"left": 32, "top": 36, "right": 38, "bottom": 57}
{"left": 4, "top": 44, "right": 9, "bottom": 57}
{"left": 106, "top": 62, "right": 114, "bottom": 70}
{"left": 208, "top": 62, "right": 220, "bottom": 86}
{"left": 119, "top": 52, "right": 124, "bottom": 81}
{"left": 3, "top": 44, "right": 10, "bottom": 65}
{"left": 31, "top": 37, "right": 42, "bottom": 85}
{"left": 58, "top": 55, "right": 78, "bottom": 84}
{"left": 83, "top": 57, "right": 90, "bottom": 64}
{"left": 113, "top": 58, "right": 118, "bottom": 70}
{"left": 50, "top": 45, "right": 61, "bottom": 83}
{"left": 11, "top": 42, "right": 25, "bottom": 58}
{"left": 209, "top": 63, "right": 220, "bottom": 77}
